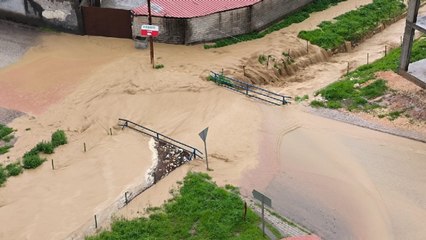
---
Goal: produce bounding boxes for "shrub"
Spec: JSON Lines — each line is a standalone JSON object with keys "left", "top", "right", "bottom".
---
{"left": 0, "top": 145, "right": 12, "bottom": 155}
{"left": 0, "top": 165, "right": 6, "bottom": 186}
{"left": 23, "top": 154, "right": 46, "bottom": 169}
{"left": 0, "top": 124, "right": 13, "bottom": 141}
{"left": 35, "top": 141, "right": 54, "bottom": 154}
{"left": 51, "top": 130, "right": 67, "bottom": 148}
{"left": 6, "top": 162, "right": 23, "bottom": 176}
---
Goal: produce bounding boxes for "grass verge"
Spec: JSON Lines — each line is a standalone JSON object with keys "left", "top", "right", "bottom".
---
{"left": 87, "top": 172, "right": 269, "bottom": 240}
{"left": 204, "top": 0, "right": 347, "bottom": 49}
{"left": 299, "top": 0, "right": 406, "bottom": 50}
{"left": 311, "top": 37, "right": 426, "bottom": 112}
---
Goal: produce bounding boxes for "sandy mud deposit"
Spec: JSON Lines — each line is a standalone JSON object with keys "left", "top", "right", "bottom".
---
{"left": 0, "top": 0, "right": 425, "bottom": 239}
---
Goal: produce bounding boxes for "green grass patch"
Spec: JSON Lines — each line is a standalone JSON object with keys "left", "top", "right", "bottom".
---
{"left": 295, "top": 95, "right": 309, "bottom": 102}
{"left": 87, "top": 172, "right": 268, "bottom": 240}
{"left": 311, "top": 37, "right": 426, "bottom": 112}
{"left": 204, "top": 0, "right": 347, "bottom": 49}
{"left": 154, "top": 64, "right": 164, "bottom": 69}
{"left": 299, "top": 0, "right": 406, "bottom": 50}
{"left": 51, "top": 130, "right": 67, "bottom": 148}
{"left": 6, "top": 162, "right": 23, "bottom": 177}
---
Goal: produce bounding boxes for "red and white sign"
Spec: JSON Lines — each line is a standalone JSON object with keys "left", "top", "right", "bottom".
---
{"left": 141, "top": 25, "right": 159, "bottom": 37}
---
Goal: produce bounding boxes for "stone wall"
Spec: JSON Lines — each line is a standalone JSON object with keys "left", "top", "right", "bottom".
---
{"left": 0, "top": 0, "right": 81, "bottom": 32}
{"left": 132, "top": 0, "right": 314, "bottom": 44}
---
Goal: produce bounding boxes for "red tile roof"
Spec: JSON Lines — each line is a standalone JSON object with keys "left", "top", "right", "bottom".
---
{"left": 283, "top": 235, "right": 321, "bottom": 240}
{"left": 132, "top": 0, "right": 261, "bottom": 18}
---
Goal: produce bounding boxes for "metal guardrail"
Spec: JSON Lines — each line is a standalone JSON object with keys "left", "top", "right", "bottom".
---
{"left": 210, "top": 72, "right": 292, "bottom": 106}
{"left": 118, "top": 118, "right": 203, "bottom": 159}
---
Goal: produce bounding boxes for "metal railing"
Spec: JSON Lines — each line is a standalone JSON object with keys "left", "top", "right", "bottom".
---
{"left": 210, "top": 71, "right": 292, "bottom": 106}
{"left": 118, "top": 118, "right": 203, "bottom": 159}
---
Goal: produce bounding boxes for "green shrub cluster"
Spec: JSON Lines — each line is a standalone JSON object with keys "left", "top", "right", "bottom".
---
{"left": 51, "top": 130, "right": 68, "bottom": 148}
{"left": 299, "top": 0, "right": 406, "bottom": 50}
{"left": 87, "top": 172, "right": 267, "bottom": 240}
{"left": 0, "top": 124, "right": 14, "bottom": 155}
{"left": 204, "top": 0, "right": 347, "bottom": 49}
{"left": 0, "top": 162, "right": 24, "bottom": 186}
{"left": 5, "top": 162, "right": 23, "bottom": 176}
{"left": 0, "top": 165, "right": 6, "bottom": 186}
{"left": 0, "top": 130, "right": 68, "bottom": 187}
{"left": 311, "top": 37, "right": 426, "bottom": 111}
{"left": 0, "top": 124, "right": 13, "bottom": 141}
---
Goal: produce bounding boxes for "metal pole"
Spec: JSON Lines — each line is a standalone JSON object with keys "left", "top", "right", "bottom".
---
{"left": 204, "top": 141, "right": 209, "bottom": 170}
{"left": 147, "top": 0, "right": 155, "bottom": 68}
{"left": 262, "top": 200, "right": 265, "bottom": 237}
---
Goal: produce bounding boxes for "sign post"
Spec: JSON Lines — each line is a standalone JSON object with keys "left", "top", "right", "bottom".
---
{"left": 252, "top": 189, "right": 272, "bottom": 237}
{"left": 147, "top": 0, "right": 154, "bottom": 68}
{"left": 198, "top": 127, "right": 209, "bottom": 170}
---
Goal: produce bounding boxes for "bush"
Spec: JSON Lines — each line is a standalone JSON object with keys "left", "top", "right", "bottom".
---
{"left": 35, "top": 141, "right": 54, "bottom": 154}
{"left": 6, "top": 162, "right": 23, "bottom": 176}
{"left": 23, "top": 154, "right": 45, "bottom": 169}
{"left": 0, "top": 145, "right": 12, "bottom": 155}
{"left": 0, "top": 165, "right": 6, "bottom": 186}
{"left": 51, "top": 130, "right": 67, "bottom": 148}
{"left": 0, "top": 124, "right": 13, "bottom": 141}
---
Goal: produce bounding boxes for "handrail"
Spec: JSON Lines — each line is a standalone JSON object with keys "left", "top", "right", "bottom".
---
{"left": 210, "top": 71, "right": 292, "bottom": 105}
{"left": 118, "top": 118, "right": 203, "bottom": 159}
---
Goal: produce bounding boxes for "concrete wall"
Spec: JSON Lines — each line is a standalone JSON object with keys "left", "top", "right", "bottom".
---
{"left": 132, "top": 0, "right": 314, "bottom": 44}
{"left": 0, "top": 0, "right": 81, "bottom": 32}
{"left": 251, "top": 0, "right": 314, "bottom": 30}
{"left": 186, "top": 7, "right": 251, "bottom": 43}
{"left": 132, "top": 16, "right": 186, "bottom": 44}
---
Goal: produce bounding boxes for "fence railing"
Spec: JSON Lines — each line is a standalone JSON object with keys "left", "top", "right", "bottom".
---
{"left": 118, "top": 118, "right": 203, "bottom": 159}
{"left": 210, "top": 71, "right": 291, "bottom": 106}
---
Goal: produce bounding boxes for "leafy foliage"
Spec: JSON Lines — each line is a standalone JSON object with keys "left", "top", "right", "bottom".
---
{"left": 0, "top": 165, "right": 6, "bottom": 186}
{"left": 204, "top": 0, "right": 347, "bottom": 49}
{"left": 35, "top": 141, "right": 55, "bottom": 154}
{"left": 0, "top": 124, "right": 13, "bottom": 141}
{"left": 23, "top": 154, "right": 46, "bottom": 169}
{"left": 87, "top": 172, "right": 265, "bottom": 240}
{"left": 311, "top": 37, "right": 426, "bottom": 111}
{"left": 5, "top": 162, "right": 23, "bottom": 177}
{"left": 51, "top": 130, "right": 67, "bottom": 148}
{"left": 299, "top": 0, "right": 406, "bottom": 50}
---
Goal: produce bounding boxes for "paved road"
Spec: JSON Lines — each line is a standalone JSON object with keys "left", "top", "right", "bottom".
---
{"left": 0, "top": 19, "right": 39, "bottom": 69}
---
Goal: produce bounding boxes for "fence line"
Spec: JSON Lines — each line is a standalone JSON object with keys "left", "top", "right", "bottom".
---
{"left": 210, "top": 71, "right": 292, "bottom": 106}
{"left": 118, "top": 118, "right": 203, "bottom": 159}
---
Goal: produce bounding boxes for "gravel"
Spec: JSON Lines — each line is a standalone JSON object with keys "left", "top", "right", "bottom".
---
{"left": 0, "top": 19, "right": 39, "bottom": 69}
{"left": 309, "top": 107, "right": 426, "bottom": 143}
{"left": 0, "top": 107, "right": 24, "bottom": 125}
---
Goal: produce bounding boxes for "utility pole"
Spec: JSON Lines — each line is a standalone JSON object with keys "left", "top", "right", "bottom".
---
{"left": 147, "top": 0, "right": 155, "bottom": 68}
